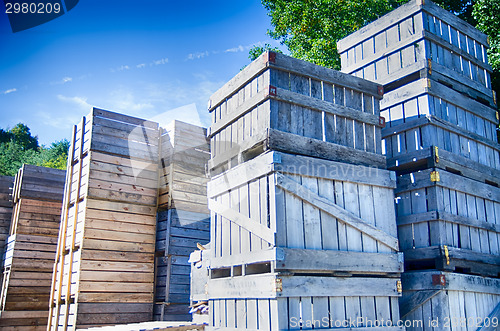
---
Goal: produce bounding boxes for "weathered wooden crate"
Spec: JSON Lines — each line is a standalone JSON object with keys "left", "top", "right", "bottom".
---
{"left": 0, "top": 165, "right": 65, "bottom": 330}
{"left": 154, "top": 210, "right": 210, "bottom": 321}
{"left": 208, "top": 273, "right": 403, "bottom": 330}
{"left": 0, "top": 176, "right": 13, "bottom": 286}
{"left": 208, "top": 51, "right": 386, "bottom": 175}
{"left": 158, "top": 120, "right": 210, "bottom": 212}
{"left": 400, "top": 271, "right": 500, "bottom": 330}
{"left": 382, "top": 114, "right": 500, "bottom": 172}
{"left": 9, "top": 164, "right": 66, "bottom": 237}
{"left": 396, "top": 168, "right": 500, "bottom": 277}
{"left": 337, "top": 0, "right": 495, "bottom": 107}
{"left": 1, "top": 233, "right": 58, "bottom": 308}
{"left": 48, "top": 108, "right": 160, "bottom": 330}
{"left": 209, "top": 150, "right": 403, "bottom": 276}
{"left": 380, "top": 79, "right": 498, "bottom": 143}
{"left": 155, "top": 120, "right": 210, "bottom": 322}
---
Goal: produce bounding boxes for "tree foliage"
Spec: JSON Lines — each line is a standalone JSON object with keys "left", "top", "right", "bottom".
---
{"left": 473, "top": 0, "right": 500, "bottom": 96}
{"left": 0, "top": 123, "right": 68, "bottom": 176}
{"left": 261, "top": 0, "right": 407, "bottom": 69}
{"left": 249, "top": 43, "right": 283, "bottom": 61}
{"left": 259, "top": 0, "right": 499, "bottom": 106}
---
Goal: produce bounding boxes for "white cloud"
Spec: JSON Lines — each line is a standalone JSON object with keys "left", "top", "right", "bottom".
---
{"left": 50, "top": 76, "right": 73, "bottom": 85}
{"left": 37, "top": 110, "right": 83, "bottom": 130}
{"left": 152, "top": 58, "right": 168, "bottom": 66}
{"left": 225, "top": 45, "right": 246, "bottom": 53}
{"left": 186, "top": 51, "right": 209, "bottom": 60}
{"left": 57, "top": 94, "right": 92, "bottom": 110}
{"left": 106, "top": 87, "right": 155, "bottom": 117}
{"left": 3, "top": 88, "right": 17, "bottom": 94}
{"left": 137, "top": 63, "right": 146, "bottom": 68}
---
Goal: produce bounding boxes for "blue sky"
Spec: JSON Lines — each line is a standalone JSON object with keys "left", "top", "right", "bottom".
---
{"left": 0, "top": 0, "right": 280, "bottom": 145}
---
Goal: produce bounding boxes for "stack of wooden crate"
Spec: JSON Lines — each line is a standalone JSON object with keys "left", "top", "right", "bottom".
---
{"left": 48, "top": 108, "right": 160, "bottom": 330}
{"left": 338, "top": 0, "right": 500, "bottom": 327}
{"left": 0, "top": 164, "right": 65, "bottom": 330}
{"left": 205, "top": 51, "right": 405, "bottom": 330}
{"left": 155, "top": 120, "right": 210, "bottom": 321}
{"left": 0, "top": 175, "right": 14, "bottom": 286}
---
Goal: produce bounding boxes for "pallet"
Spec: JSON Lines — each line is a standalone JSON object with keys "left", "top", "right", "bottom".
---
{"left": 404, "top": 246, "right": 500, "bottom": 278}
{"left": 396, "top": 168, "right": 500, "bottom": 277}
{"left": 380, "top": 78, "right": 498, "bottom": 143}
{"left": 208, "top": 51, "right": 386, "bottom": 175}
{"left": 155, "top": 120, "right": 210, "bottom": 322}
{"left": 48, "top": 108, "right": 160, "bottom": 330}
{"left": 401, "top": 271, "right": 500, "bottom": 330}
{"left": 386, "top": 146, "right": 500, "bottom": 187}
{"left": 337, "top": 0, "right": 495, "bottom": 106}
{"left": 209, "top": 150, "right": 403, "bottom": 276}
{"left": 208, "top": 273, "right": 403, "bottom": 330}
{"left": 382, "top": 114, "right": 500, "bottom": 171}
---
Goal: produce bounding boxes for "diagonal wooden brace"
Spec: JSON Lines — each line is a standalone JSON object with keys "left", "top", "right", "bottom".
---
{"left": 209, "top": 198, "right": 275, "bottom": 245}
{"left": 275, "top": 172, "right": 399, "bottom": 251}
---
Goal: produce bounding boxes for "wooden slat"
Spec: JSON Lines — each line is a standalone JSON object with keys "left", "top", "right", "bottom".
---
{"left": 208, "top": 274, "right": 400, "bottom": 299}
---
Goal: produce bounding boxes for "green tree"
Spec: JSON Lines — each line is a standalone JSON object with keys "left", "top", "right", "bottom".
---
{"left": 248, "top": 43, "right": 283, "bottom": 61}
{"left": 261, "top": 0, "right": 407, "bottom": 69}
{"left": 0, "top": 124, "right": 68, "bottom": 176}
{"left": 9, "top": 123, "right": 39, "bottom": 151}
{"left": 38, "top": 140, "right": 70, "bottom": 170}
{"left": 0, "top": 142, "right": 38, "bottom": 176}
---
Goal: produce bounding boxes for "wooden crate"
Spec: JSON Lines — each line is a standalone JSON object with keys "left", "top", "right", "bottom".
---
{"left": 0, "top": 165, "right": 65, "bottom": 330}
{"left": 382, "top": 115, "right": 500, "bottom": 172}
{"left": 48, "top": 108, "right": 160, "bottom": 330}
{"left": 158, "top": 120, "right": 210, "bottom": 212}
{"left": 380, "top": 79, "right": 498, "bottom": 143}
{"left": 207, "top": 273, "right": 403, "bottom": 330}
{"left": 401, "top": 271, "right": 500, "bottom": 330}
{"left": 209, "top": 150, "right": 403, "bottom": 276}
{"left": 208, "top": 51, "right": 386, "bottom": 175}
{"left": 155, "top": 120, "right": 210, "bottom": 322}
{"left": 9, "top": 164, "right": 66, "bottom": 237}
{"left": 154, "top": 211, "right": 210, "bottom": 321}
{"left": 337, "top": 0, "right": 495, "bottom": 107}
{"left": 396, "top": 168, "right": 500, "bottom": 277}
{"left": 0, "top": 176, "right": 14, "bottom": 287}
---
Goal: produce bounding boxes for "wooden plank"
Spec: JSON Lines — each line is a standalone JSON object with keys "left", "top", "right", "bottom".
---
{"left": 268, "top": 129, "right": 387, "bottom": 168}
{"left": 275, "top": 248, "right": 403, "bottom": 274}
{"left": 208, "top": 274, "right": 400, "bottom": 299}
